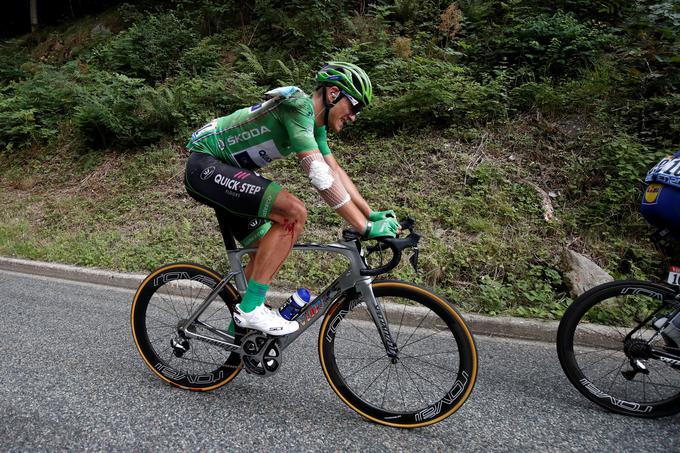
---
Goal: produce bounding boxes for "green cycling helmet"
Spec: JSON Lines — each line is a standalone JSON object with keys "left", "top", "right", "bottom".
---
{"left": 316, "top": 62, "right": 373, "bottom": 107}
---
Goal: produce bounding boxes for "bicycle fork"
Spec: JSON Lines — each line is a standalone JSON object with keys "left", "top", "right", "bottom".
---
{"left": 357, "top": 279, "right": 400, "bottom": 360}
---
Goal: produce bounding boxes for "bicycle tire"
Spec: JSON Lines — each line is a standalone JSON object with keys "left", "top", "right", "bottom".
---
{"left": 557, "top": 280, "right": 680, "bottom": 418}
{"left": 131, "top": 262, "right": 243, "bottom": 390}
{"left": 318, "top": 280, "right": 478, "bottom": 428}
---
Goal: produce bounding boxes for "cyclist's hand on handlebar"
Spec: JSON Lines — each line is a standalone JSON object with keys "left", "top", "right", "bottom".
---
{"left": 368, "top": 209, "right": 396, "bottom": 221}
{"left": 365, "top": 217, "right": 400, "bottom": 239}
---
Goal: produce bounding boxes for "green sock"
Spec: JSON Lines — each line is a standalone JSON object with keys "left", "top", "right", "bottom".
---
{"left": 239, "top": 278, "right": 269, "bottom": 313}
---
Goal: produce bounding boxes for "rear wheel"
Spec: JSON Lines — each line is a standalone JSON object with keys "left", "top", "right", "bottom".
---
{"left": 319, "top": 280, "right": 478, "bottom": 428}
{"left": 131, "top": 262, "right": 243, "bottom": 390}
{"left": 557, "top": 280, "right": 680, "bottom": 417}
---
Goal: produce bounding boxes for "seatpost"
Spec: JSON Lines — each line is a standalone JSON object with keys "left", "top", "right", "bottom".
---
{"left": 214, "top": 209, "right": 248, "bottom": 293}
{"left": 215, "top": 209, "right": 238, "bottom": 252}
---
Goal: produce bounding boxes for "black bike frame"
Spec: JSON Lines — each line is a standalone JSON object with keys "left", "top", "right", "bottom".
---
{"left": 624, "top": 290, "right": 680, "bottom": 365}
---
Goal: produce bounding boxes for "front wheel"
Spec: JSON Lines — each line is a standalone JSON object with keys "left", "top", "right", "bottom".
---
{"left": 557, "top": 280, "right": 680, "bottom": 418}
{"left": 131, "top": 262, "right": 243, "bottom": 390}
{"left": 319, "top": 280, "right": 478, "bottom": 428}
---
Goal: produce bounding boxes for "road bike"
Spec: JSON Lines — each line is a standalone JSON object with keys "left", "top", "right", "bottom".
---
{"left": 130, "top": 217, "right": 478, "bottom": 428}
{"left": 556, "top": 231, "right": 680, "bottom": 418}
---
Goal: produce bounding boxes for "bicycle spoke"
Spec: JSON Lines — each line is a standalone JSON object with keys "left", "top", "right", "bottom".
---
{"left": 394, "top": 361, "right": 407, "bottom": 411}
{"left": 400, "top": 359, "right": 448, "bottom": 397}
{"left": 343, "top": 353, "right": 388, "bottom": 380}
{"left": 647, "top": 365, "right": 680, "bottom": 391}
{"left": 398, "top": 349, "right": 458, "bottom": 358}
{"left": 576, "top": 348, "right": 624, "bottom": 373}
{"left": 573, "top": 346, "right": 622, "bottom": 357}
{"left": 333, "top": 334, "right": 385, "bottom": 351}
{"left": 400, "top": 351, "right": 457, "bottom": 374}
{"left": 148, "top": 331, "right": 172, "bottom": 347}
{"left": 394, "top": 301, "right": 408, "bottom": 345}
{"left": 336, "top": 355, "right": 391, "bottom": 361}
{"left": 343, "top": 314, "right": 385, "bottom": 350}
{"left": 144, "top": 319, "right": 177, "bottom": 330}
{"left": 180, "top": 351, "right": 222, "bottom": 369}
{"left": 381, "top": 362, "right": 394, "bottom": 408}
{"left": 359, "top": 362, "right": 391, "bottom": 398}
{"left": 400, "top": 327, "right": 452, "bottom": 351}
{"left": 399, "top": 310, "right": 432, "bottom": 349}
{"left": 148, "top": 302, "right": 181, "bottom": 321}
{"left": 607, "top": 357, "right": 630, "bottom": 395}
{"left": 400, "top": 360, "right": 440, "bottom": 403}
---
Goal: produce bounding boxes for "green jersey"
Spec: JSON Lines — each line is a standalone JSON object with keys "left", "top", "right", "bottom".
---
{"left": 186, "top": 87, "right": 331, "bottom": 169}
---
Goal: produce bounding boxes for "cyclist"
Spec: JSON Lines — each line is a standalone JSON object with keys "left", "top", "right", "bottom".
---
{"left": 641, "top": 150, "right": 680, "bottom": 347}
{"left": 183, "top": 62, "right": 400, "bottom": 336}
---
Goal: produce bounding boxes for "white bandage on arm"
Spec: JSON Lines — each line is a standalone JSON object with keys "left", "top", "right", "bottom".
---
{"left": 300, "top": 153, "right": 351, "bottom": 210}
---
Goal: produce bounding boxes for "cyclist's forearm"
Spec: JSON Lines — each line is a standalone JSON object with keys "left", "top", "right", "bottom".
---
{"left": 335, "top": 165, "right": 371, "bottom": 217}
{"left": 335, "top": 199, "right": 369, "bottom": 232}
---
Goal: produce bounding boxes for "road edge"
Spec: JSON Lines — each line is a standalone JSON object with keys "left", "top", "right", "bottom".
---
{"left": 0, "top": 256, "right": 558, "bottom": 343}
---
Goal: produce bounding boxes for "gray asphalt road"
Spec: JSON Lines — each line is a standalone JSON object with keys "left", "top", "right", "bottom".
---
{"left": 1, "top": 270, "right": 677, "bottom": 452}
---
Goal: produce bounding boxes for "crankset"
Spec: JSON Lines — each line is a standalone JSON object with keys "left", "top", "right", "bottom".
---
{"left": 240, "top": 331, "right": 282, "bottom": 377}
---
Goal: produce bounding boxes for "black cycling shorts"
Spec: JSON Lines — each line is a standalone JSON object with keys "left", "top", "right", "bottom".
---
{"left": 184, "top": 152, "right": 281, "bottom": 246}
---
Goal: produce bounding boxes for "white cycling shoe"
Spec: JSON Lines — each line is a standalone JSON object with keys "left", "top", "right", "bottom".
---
{"left": 233, "top": 303, "right": 299, "bottom": 336}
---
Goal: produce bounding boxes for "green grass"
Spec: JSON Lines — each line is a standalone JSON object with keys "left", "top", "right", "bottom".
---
{"left": 0, "top": 114, "right": 662, "bottom": 319}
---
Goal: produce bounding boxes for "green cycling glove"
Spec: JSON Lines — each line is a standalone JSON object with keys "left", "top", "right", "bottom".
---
{"left": 368, "top": 210, "right": 396, "bottom": 221}
{"left": 365, "top": 217, "right": 400, "bottom": 239}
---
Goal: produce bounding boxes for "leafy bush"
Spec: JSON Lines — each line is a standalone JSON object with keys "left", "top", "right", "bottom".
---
{"left": 73, "top": 71, "right": 178, "bottom": 149}
{"left": 170, "top": 67, "right": 262, "bottom": 127}
{"left": 626, "top": 94, "right": 680, "bottom": 149}
{"left": 233, "top": 44, "right": 316, "bottom": 89}
{"left": 0, "top": 65, "right": 81, "bottom": 149}
{"left": 92, "top": 12, "right": 199, "bottom": 82}
{"left": 171, "top": 0, "right": 243, "bottom": 34}
{"left": 358, "top": 57, "right": 507, "bottom": 131}
{"left": 246, "top": 0, "right": 336, "bottom": 58}
{"left": 571, "top": 134, "right": 665, "bottom": 226}
{"left": 0, "top": 42, "right": 29, "bottom": 84}
{"left": 509, "top": 81, "right": 564, "bottom": 113}
{"left": 475, "top": 265, "right": 565, "bottom": 317}
{"left": 469, "top": 11, "right": 613, "bottom": 78}
{"left": 177, "top": 37, "right": 224, "bottom": 76}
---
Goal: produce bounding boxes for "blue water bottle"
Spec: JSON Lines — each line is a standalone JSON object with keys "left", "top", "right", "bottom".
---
{"left": 279, "top": 288, "right": 311, "bottom": 320}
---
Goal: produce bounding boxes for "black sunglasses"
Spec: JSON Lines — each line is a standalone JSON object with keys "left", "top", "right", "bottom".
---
{"left": 340, "top": 90, "right": 364, "bottom": 115}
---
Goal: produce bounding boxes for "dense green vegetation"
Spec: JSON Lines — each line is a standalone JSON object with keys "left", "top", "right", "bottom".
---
{"left": 1, "top": 0, "right": 678, "bottom": 317}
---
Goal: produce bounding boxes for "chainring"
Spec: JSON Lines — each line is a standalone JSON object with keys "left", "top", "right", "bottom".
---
{"left": 240, "top": 331, "right": 282, "bottom": 377}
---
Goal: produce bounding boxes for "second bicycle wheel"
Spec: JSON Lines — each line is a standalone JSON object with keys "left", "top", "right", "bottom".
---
{"left": 131, "top": 262, "right": 243, "bottom": 391}
{"left": 557, "top": 280, "right": 680, "bottom": 418}
{"left": 319, "top": 280, "right": 478, "bottom": 428}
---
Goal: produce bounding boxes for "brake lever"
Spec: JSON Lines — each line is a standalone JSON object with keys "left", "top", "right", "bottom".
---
{"left": 409, "top": 247, "right": 419, "bottom": 275}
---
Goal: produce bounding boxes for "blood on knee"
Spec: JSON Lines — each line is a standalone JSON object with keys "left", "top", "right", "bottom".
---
{"left": 283, "top": 219, "right": 297, "bottom": 235}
